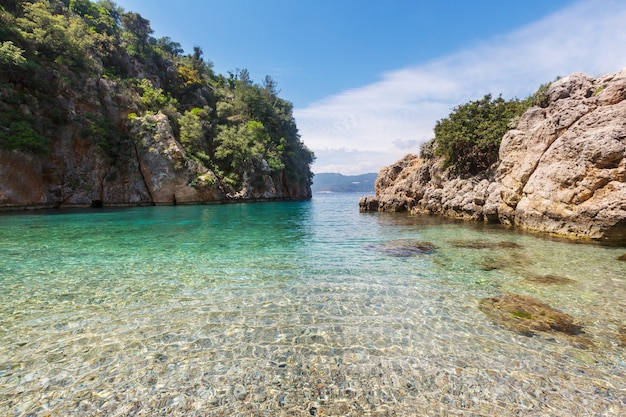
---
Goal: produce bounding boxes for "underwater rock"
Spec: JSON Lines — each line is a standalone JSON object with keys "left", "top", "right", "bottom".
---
{"left": 364, "top": 239, "right": 437, "bottom": 257}
{"left": 450, "top": 240, "right": 522, "bottom": 250}
{"left": 479, "top": 293, "right": 592, "bottom": 348}
{"left": 618, "top": 253, "right": 626, "bottom": 261}
{"left": 478, "top": 256, "right": 503, "bottom": 271}
{"left": 620, "top": 327, "right": 626, "bottom": 347}
{"left": 524, "top": 274, "right": 576, "bottom": 285}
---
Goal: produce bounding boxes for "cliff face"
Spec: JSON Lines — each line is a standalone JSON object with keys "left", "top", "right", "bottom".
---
{"left": 360, "top": 69, "right": 626, "bottom": 243}
{"left": 0, "top": 106, "right": 310, "bottom": 209}
{"left": 0, "top": 94, "right": 311, "bottom": 209}
{"left": 0, "top": 2, "right": 313, "bottom": 210}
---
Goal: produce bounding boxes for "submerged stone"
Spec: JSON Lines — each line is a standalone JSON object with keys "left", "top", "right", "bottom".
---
{"left": 618, "top": 253, "right": 626, "bottom": 261}
{"left": 479, "top": 293, "right": 592, "bottom": 348}
{"left": 615, "top": 326, "right": 626, "bottom": 348}
{"left": 364, "top": 239, "right": 437, "bottom": 257}
{"left": 479, "top": 257, "right": 502, "bottom": 271}
{"left": 450, "top": 240, "right": 522, "bottom": 250}
{"left": 524, "top": 274, "right": 576, "bottom": 285}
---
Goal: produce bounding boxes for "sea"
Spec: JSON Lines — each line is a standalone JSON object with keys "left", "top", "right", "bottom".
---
{"left": 0, "top": 192, "right": 625, "bottom": 416}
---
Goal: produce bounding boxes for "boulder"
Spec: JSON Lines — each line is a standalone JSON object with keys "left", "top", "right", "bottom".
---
{"left": 479, "top": 293, "right": 593, "bottom": 348}
{"left": 130, "top": 111, "right": 223, "bottom": 205}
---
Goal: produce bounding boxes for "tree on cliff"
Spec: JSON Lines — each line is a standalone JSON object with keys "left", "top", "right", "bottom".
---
{"left": 0, "top": 0, "right": 314, "bottom": 197}
{"left": 431, "top": 94, "right": 529, "bottom": 176}
{"left": 424, "top": 80, "right": 558, "bottom": 177}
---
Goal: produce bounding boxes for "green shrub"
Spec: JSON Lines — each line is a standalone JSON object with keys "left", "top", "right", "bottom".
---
{"left": 419, "top": 138, "right": 436, "bottom": 160}
{"left": 530, "top": 82, "right": 551, "bottom": 108}
{"left": 593, "top": 86, "right": 605, "bottom": 96}
{"left": 433, "top": 94, "right": 530, "bottom": 176}
{"left": 0, "top": 40, "right": 26, "bottom": 66}
{"left": 1, "top": 121, "right": 49, "bottom": 154}
{"left": 179, "top": 108, "right": 205, "bottom": 146}
{"left": 137, "top": 78, "right": 176, "bottom": 110}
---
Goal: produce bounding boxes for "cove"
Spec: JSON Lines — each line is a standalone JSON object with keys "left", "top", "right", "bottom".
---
{"left": 0, "top": 193, "right": 625, "bottom": 415}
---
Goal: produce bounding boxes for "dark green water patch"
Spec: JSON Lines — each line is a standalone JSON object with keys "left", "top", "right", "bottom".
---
{"left": 524, "top": 274, "right": 576, "bottom": 285}
{"left": 450, "top": 240, "right": 523, "bottom": 250}
{"left": 479, "top": 293, "right": 593, "bottom": 349}
{"left": 364, "top": 239, "right": 438, "bottom": 257}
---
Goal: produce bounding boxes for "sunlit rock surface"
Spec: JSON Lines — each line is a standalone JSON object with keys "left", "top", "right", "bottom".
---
{"left": 361, "top": 69, "right": 626, "bottom": 243}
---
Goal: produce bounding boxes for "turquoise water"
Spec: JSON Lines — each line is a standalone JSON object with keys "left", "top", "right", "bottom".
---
{"left": 0, "top": 193, "right": 625, "bottom": 416}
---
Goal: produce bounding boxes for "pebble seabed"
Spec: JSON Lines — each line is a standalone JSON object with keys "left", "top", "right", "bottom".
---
{"left": 0, "top": 199, "right": 625, "bottom": 416}
{"left": 1, "top": 271, "right": 625, "bottom": 417}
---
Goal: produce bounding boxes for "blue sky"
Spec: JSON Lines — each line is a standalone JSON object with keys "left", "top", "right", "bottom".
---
{"left": 114, "top": 0, "right": 626, "bottom": 174}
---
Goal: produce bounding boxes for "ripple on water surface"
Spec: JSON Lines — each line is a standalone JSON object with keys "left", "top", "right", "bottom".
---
{"left": 0, "top": 194, "right": 625, "bottom": 416}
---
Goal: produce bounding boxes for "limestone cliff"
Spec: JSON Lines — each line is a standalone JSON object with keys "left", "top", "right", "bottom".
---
{"left": 360, "top": 69, "right": 626, "bottom": 243}
{"left": 0, "top": 106, "right": 310, "bottom": 208}
{"left": 0, "top": 2, "right": 313, "bottom": 209}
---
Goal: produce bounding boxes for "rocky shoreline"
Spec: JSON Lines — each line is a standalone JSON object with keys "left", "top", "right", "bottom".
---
{"left": 360, "top": 69, "right": 626, "bottom": 244}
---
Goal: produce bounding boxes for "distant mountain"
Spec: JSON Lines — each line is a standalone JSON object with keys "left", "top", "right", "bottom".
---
{"left": 312, "top": 173, "right": 377, "bottom": 193}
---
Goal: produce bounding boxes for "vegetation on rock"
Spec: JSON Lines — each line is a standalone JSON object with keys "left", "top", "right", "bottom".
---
{"left": 0, "top": 0, "right": 314, "bottom": 196}
{"left": 363, "top": 70, "right": 626, "bottom": 243}
{"left": 421, "top": 83, "right": 556, "bottom": 177}
{"left": 428, "top": 94, "right": 530, "bottom": 176}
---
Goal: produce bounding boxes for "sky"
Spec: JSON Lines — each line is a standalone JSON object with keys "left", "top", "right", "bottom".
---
{"left": 114, "top": 0, "right": 626, "bottom": 175}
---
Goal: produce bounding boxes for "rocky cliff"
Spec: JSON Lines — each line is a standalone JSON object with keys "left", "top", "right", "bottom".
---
{"left": 0, "top": 1, "right": 313, "bottom": 209}
{"left": 0, "top": 107, "right": 309, "bottom": 209}
{"left": 360, "top": 69, "right": 626, "bottom": 243}
{"left": 0, "top": 103, "right": 311, "bottom": 209}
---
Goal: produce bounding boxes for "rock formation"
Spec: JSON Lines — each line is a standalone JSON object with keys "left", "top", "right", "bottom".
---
{"left": 363, "top": 239, "right": 437, "bottom": 257}
{"left": 361, "top": 69, "right": 626, "bottom": 243}
{"left": 0, "top": 4, "right": 313, "bottom": 210}
{"left": 0, "top": 104, "right": 311, "bottom": 210}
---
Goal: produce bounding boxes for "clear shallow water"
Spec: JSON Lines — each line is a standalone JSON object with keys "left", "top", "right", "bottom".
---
{"left": 0, "top": 193, "right": 625, "bottom": 416}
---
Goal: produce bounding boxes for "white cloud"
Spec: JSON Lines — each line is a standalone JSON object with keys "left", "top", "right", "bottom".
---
{"left": 393, "top": 139, "right": 421, "bottom": 150}
{"left": 295, "top": 0, "right": 626, "bottom": 175}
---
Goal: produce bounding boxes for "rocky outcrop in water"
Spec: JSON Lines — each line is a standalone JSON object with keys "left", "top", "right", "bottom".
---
{"left": 360, "top": 69, "right": 626, "bottom": 243}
